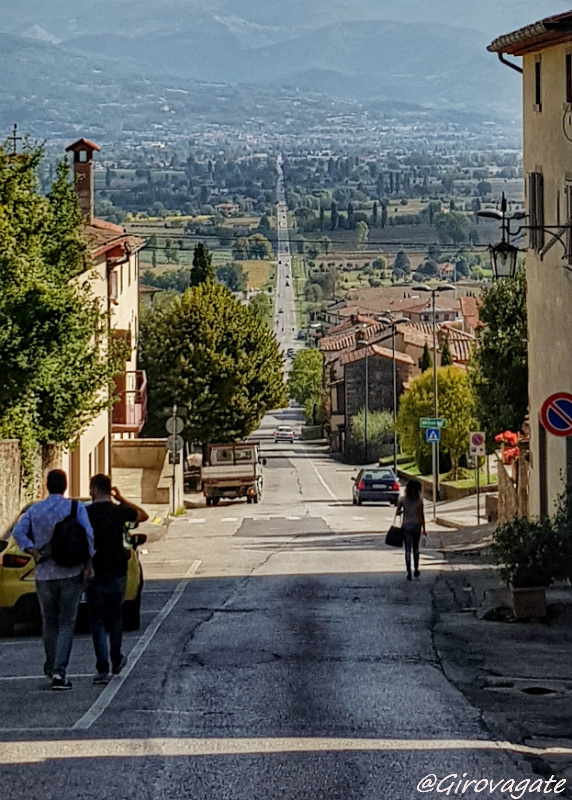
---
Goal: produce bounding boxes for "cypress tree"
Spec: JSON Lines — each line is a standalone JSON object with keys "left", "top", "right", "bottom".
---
{"left": 440, "top": 334, "right": 453, "bottom": 366}
{"left": 420, "top": 342, "right": 432, "bottom": 371}
{"left": 190, "top": 242, "right": 215, "bottom": 286}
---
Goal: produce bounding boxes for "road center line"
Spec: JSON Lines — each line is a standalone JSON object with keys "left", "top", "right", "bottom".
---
{"left": 72, "top": 559, "right": 202, "bottom": 731}
{"left": 300, "top": 447, "right": 338, "bottom": 501}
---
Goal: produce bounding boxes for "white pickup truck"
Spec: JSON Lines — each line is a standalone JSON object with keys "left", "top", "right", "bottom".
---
{"left": 201, "top": 442, "right": 266, "bottom": 506}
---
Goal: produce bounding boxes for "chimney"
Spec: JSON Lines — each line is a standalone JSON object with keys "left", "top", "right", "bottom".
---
{"left": 65, "top": 138, "right": 101, "bottom": 224}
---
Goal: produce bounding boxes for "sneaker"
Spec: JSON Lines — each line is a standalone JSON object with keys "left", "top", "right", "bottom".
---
{"left": 93, "top": 672, "right": 110, "bottom": 685}
{"left": 406, "top": 572, "right": 412, "bottom": 581}
{"left": 51, "top": 675, "right": 72, "bottom": 691}
{"left": 414, "top": 569, "right": 420, "bottom": 578}
{"left": 112, "top": 655, "right": 127, "bottom": 675}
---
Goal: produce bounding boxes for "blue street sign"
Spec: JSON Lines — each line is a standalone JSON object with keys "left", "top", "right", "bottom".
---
{"left": 426, "top": 428, "right": 441, "bottom": 443}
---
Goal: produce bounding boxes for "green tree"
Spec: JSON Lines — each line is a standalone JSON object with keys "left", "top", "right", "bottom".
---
{"left": 0, "top": 147, "right": 126, "bottom": 478}
{"left": 249, "top": 292, "right": 271, "bottom": 324}
{"left": 248, "top": 233, "right": 273, "bottom": 260}
{"left": 397, "top": 367, "right": 476, "bottom": 478}
{"left": 420, "top": 342, "right": 432, "bottom": 371}
{"left": 435, "top": 211, "right": 470, "bottom": 245}
{"left": 232, "top": 237, "right": 249, "bottom": 261}
{"left": 216, "top": 263, "right": 247, "bottom": 292}
{"left": 471, "top": 269, "right": 528, "bottom": 447}
{"left": 373, "top": 256, "right": 388, "bottom": 278}
{"left": 355, "top": 220, "right": 369, "bottom": 250}
{"left": 140, "top": 281, "right": 287, "bottom": 444}
{"left": 440, "top": 334, "right": 453, "bottom": 366}
{"left": 288, "top": 349, "right": 326, "bottom": 423}
{"left": 393, "top": 250, "right": 411, "bottom": 276}
{"left": 190, "top": 242, "right": 215, "bottom": 286}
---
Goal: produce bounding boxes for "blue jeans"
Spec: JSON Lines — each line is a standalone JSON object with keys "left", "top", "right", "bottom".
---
{"left": 402, "top": 523, "right": 421, "bottom": 575}
{"left": 36, "top": 575, "right": 84, "bottom": 678}
{"left": 86, "top": 575, "right": 126, "bottom": 675}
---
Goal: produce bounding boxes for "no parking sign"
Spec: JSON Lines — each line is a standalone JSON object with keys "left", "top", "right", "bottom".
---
{"left": 469, "top": 431, "right": 486, "bottom": 457}
{"left": 540, "top": 392, "right": 572, "bottom": 437}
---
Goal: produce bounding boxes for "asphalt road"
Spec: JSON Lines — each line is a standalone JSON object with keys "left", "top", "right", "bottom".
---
{"left": 274, "top": 156, "right": 300, "bottom": 367}
{"left": 0, "top": 413, "right": 549, "bottom": 799}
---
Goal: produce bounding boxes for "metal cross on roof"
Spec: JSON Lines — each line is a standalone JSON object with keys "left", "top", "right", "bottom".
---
{"left": 8, "top": 124, "right": 22, "bottom": 155}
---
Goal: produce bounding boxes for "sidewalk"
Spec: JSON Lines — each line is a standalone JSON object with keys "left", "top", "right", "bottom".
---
{"left": 431, "top": 493, "right": 491, "bottom": 530}
{"left": 429, "top": 516, "right": 572, "bottom": 793}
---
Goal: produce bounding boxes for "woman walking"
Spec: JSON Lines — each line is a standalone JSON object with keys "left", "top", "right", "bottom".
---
{"left": 396, "top": 479, "right": 426, "bottom": 581}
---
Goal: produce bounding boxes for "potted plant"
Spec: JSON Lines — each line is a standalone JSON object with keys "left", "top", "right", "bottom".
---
{"left": 491, "top": 516, "right": 556, "bottom": 619}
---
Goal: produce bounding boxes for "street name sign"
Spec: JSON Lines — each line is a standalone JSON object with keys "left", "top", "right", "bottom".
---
{"left": 540, "top": 392, "right": 572, "bottom": 437}
{"left": 469, "top": 431, "right": 486, "bottom": 457}
{"left": 426, "top": 428, "right": 441, "bottom": 443}
{"left": 419, "top": 417, "right": 446, "bottom": 429}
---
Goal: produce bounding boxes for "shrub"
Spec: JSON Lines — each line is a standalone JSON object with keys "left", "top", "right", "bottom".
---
{"left": 492, "top": 517, "right": 556, "bottom": 588}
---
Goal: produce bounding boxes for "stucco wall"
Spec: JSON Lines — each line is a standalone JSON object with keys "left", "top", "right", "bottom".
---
{"left": 522, "top": 44, "right": 572, "bottom": 516}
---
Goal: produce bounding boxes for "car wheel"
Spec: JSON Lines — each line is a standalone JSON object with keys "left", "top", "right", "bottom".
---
{"left": 357, "top": 496, "right": 363, "bottom": 506}
{"left": 206, "top": 497, "right": 212, "bottom": 507}
{"left": 352, "top": 496, "right": 357, "bottom": 505}
{"left": 246, "top": 496, "right": 252, "bottom": 504}
{"left": 253, "top": 494, "right": 259, "bottom": 504}
{"left": 123, "top": 579, "right": 143, "bottom": 632}
{"left": 0, "top": 610, "right": 14, "bottom": 637}
{"left": 212, "top": 497, "right": 220, "bottom": 506}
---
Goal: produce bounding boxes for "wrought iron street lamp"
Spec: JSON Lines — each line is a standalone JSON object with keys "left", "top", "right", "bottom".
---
{"left": 476, "top": 194, "right": 520, "bottom": 279}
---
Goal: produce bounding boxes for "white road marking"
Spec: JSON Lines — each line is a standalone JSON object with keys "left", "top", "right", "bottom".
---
{"left": 300, "top": 447, "right": 338, "bottom": 501}
{"left": 72, "top": 559, "right": 202, "bottom": 731}
{"left": 0, "top": 673, "right": 92, "bottom": 682}
{"left": 186, "top": 518, "right": 205, "bottom": 524}
{"left": 1, "top": 736, "right": 571, "bottom": 763}
{"left": 221, "top": 517, "right": 238, "bottom": 522}
{"left": 352, "top": 517, "right": 365, "bottom": 521}
{"left": 286, "top": 516, "right": 301, "bottom": 520}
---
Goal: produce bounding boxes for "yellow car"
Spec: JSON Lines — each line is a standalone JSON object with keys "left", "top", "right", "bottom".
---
{"left": 0, "top": 504, "right": 146, "bottom": 636}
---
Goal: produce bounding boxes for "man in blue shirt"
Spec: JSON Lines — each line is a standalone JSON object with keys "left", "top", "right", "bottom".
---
{"left": 13, "top": 469, "right": 95, "bottom": 691}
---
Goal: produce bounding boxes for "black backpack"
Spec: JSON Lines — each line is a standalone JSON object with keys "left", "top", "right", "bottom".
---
{"left": 51, "top": 500, "right": 90, "bottom": 568}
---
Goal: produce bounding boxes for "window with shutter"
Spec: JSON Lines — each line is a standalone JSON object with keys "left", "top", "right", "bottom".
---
{"left": 528, "top": 172, "right": 544, "bottom": 252}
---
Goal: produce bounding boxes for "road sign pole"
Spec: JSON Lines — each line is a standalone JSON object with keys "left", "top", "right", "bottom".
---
{"left": 432, "top": 441, "right": 437, "bottom": 522}
{"left": 476, "top": 459, "right": 480, "bottom": 525}
{"left": 171, "top": 407, "right": 177, "bottom": 515}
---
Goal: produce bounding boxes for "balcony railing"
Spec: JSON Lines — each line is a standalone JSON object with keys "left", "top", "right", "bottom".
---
{"left": 112, "top": 370, "right": 147, "bottom": 434}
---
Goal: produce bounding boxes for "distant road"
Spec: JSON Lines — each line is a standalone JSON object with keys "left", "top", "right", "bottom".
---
{"left": 274, "top": 156, "right": 300, "bottom": 370}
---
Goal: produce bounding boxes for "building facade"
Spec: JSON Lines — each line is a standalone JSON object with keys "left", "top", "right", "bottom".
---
{"left": 60, "top": 139, "right": 146, "bottom": 498}
{"left": 489, "top": 12, "right": 572, "bottom": 517}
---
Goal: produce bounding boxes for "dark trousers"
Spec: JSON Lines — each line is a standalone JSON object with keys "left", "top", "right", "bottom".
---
{"left": 402, "top": 523, "right": 421, "bottom": 575}
{"left": 86, "top": 574, "right": 126, "bottom": 674}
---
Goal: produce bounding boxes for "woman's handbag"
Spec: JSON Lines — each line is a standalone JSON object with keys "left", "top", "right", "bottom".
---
{"left": 385, "top": 514, "right": 404, "bottom": 548}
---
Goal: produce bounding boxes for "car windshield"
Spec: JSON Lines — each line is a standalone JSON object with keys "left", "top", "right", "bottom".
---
{"left": 362, "top": 470, "right": 394, "bottom": 480}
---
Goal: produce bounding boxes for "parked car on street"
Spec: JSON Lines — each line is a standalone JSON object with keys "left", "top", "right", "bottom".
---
{"left": 0, "top": 504, "right": 146, "bottom": 636}
{"left": 287, "top": 348, "right": 295, "bottom": 358}
{"left": 274, "top": 425, "right": 295, "bottom": 443}
{"left": 352, "top": 468, "right": 400, "bottom": 506}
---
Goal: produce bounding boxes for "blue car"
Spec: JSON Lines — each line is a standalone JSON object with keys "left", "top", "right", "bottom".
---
{"left": 352, "top": 468, "right": 400, "bottom": 506}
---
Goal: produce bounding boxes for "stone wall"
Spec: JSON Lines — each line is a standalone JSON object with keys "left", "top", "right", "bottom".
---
{"left": 0, "top": 441, "right": 21, "bottom": 536}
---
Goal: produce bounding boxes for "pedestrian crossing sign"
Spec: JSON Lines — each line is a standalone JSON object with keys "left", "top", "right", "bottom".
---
{"left": 426, "top": 428, "right": 441, "bottom": 443}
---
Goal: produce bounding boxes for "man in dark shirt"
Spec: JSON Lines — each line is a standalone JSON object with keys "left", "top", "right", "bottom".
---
{"left": 86, "top": 474, "right": 148, "bottom": 684}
